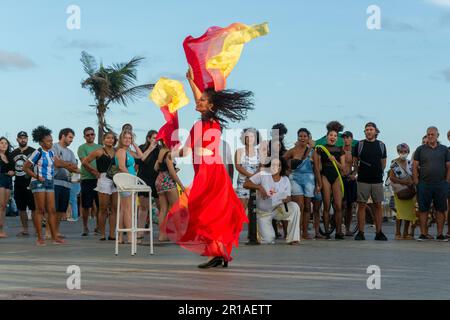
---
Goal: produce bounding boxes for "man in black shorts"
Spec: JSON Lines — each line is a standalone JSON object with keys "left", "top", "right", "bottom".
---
{"left": 11, "top": 131, "right": 35, "bottom": 237}
{"left": 342, "top": 131, "right": 358, "bottom": 236}
{"left": 413, "top": 126, "right": 450, "bottom": 242}
{"left": 78, "top": 127, "right": 101, "bottom": 236}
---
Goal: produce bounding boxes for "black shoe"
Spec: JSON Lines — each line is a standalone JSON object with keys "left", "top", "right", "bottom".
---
{"left": 375, "top": 232, "right": 388, "bottom": 241}
{"left": 108, "top": 236, "right": 116, "bottom": 241}
{"left": 223, "top": 260, "right": 229, "bottom": 268}
{"left": 354, "top": 231, "right": 365, "bottom": 241}
{"left": 335, "top": 233, "right": 345, "bottom": 240}
{"left": 245, "top": 240, "right": 260, "bottom": 246}
{"left": 198, "top": 257, "right": 223, "bottom": 269}
{"left": 417, "top": 234, "right": 428, "bottom": 242}
{"left": 436, "top": 235, "right": 449, "bottom": 242}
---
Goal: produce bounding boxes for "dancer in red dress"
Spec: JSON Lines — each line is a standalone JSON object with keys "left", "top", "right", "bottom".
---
{"left": 165, "top": 67, "right": 253, "bottom": 268}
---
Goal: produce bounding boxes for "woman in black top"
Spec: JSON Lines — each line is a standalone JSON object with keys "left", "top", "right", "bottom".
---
{"left": 0, "top": 137, "right": 14, "bottom": 238}
{"left": 313, "top": 122, "right": 346, "bottom": 239}
{"left": 136, "top": 130, "right": 160, "bottom": 239}
{"left": 82, "top": 132, "right": 118, "bottom": 240}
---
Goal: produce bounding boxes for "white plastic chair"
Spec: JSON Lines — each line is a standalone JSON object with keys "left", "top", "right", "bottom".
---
{"left": 113, "top": 173, "right": 154, "bottom": 256}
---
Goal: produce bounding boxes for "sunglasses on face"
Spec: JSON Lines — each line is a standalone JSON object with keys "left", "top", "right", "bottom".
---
{"left": 85, "top": 133, "right": 95, "bottom": 137}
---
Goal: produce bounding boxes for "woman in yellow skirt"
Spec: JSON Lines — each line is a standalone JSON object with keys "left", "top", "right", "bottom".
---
{"left": 389, "top": 144, "right": 417, "bottom": 240}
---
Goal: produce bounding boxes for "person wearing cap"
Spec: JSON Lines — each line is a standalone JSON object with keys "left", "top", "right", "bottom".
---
{"left": 413, "top": 126, "right": 450, "bottom": 242}
{"left": 389, "top": 143, "right": 417, "bottom": 240}
{"left": 11, "top": 131, "right": 36, "bottom": 237}
{"left": 352, "top": 122, "right": 388, "bottom": 241}
{"left": 342, "top": 131, "right": 358, "bottom": 236}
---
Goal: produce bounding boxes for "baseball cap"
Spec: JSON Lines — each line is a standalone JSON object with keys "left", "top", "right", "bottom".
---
{"left": 365, "top": 122, "right": 380, "bottom": 133}
{"left": 17, "top": 131, "right": 28, "bottom": 138}
{"left": 342, "top": 131, "right": 353, "bottom": 138}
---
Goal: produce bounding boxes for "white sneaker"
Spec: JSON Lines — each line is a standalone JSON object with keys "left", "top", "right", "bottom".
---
{"left": 67, "top": 218, "right": 78, "bottom": 222}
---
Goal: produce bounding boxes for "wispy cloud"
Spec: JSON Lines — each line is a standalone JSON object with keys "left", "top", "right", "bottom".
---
{"left": 427, "top": 0, "right": 450, "bottom": 8}
{"left": 442, "top": 68, "right": 450, "bottom": 81}
{"left": 55, "top": 38, "right": 113, "bottom": 49}
{"left": 0, "top": 50, "right": 35, "bottom": 70}
{"left": 383, "top": 18, "right": 417, "bottom": 32}
{"left": 320, "top": 105, "right": 345, "bottom": 110}
{"left": 300, "top": 120, "right": 327, "bottom": 125}
{"left": 439, "top": 13, "right": 450, "bottom": 26}
{"left": 344, "top": 114, "right": 371, "bottom": 121}
{"left": 346, "top": 44, "right": 358, "bottom": 52}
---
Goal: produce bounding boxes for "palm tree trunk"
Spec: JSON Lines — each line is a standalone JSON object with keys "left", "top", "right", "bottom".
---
{"left": 96, "top": 102, "right": 107, "bottom": 144}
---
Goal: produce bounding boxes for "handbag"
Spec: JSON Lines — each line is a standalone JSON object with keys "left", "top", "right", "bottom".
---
{"left": 391, "top": 161, "right": 416, "bottom": 200}
{"left": 106, "top": 157, "right": 119, "bottom": 181}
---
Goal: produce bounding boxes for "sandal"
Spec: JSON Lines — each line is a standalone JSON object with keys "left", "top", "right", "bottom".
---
{"left": 16, "top": 231, "right": 30, "bottom": 238}
{"left": 395, "top": 234, "right": 402, "bottom": 240}
{"left": 288, "top": 241, "right": 300, "bottom": 245}
{"left": 53, "top": 238, "right": 66, "bottom": 245}
{"left": 345, "top": 232, "right": 353, "bottom": 237}
{"left": 301, "top": 234, "right": 313, "bottom": 240}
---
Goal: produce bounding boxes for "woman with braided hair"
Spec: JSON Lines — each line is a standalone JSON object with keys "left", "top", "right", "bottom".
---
{"left": 167, "top": 67, "right": 253, "bottom": 268}
{"left": 313, "top": 121, "right": 346, "bottom": 240}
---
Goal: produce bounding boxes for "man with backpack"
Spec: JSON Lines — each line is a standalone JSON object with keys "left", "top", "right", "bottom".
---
{"left": 352, "top": 122, "right": 388, "bottom": 241}
{"left": 11, "top": 131, "right": 35, "bottom": 237}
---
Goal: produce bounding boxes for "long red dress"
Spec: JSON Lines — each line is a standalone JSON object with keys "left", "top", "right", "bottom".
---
{"left": 165, "top": 119, "right": 248, "bottom": 262}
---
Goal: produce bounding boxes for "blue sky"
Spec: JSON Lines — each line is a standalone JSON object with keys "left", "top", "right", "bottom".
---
{"left": 1, "top": 0, "right": 449, "bottom": 184}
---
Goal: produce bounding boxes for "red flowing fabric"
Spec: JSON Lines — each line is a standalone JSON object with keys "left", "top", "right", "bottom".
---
{"left": 165, "top": 120, "right": 248, "bottom": 262}
{"left": 183, "top": 26, "right": 229, "bottom": 92}
{"left": 155, "top": 105, "right": 180, "bottom": 149}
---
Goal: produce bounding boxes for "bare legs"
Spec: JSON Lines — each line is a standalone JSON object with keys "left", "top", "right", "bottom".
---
{"left": 158, "top": 188, "right": 179, "bottom": 241}
{"left": 0, "top": 188, "right": 10, "bottom": 238}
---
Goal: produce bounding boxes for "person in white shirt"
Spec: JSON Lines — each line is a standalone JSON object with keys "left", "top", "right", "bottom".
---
{"left": 244, "top": 157, "right": 301, "bottom": 244}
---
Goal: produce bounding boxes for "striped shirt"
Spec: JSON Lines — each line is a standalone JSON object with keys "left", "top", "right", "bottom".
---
{"left": 28, "top": 149, "right": 55, "bottom": 181}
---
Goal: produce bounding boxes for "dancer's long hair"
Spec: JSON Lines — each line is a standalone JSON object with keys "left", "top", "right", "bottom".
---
{"left": 202, "top": 88, "right": 254, "bottom": 128}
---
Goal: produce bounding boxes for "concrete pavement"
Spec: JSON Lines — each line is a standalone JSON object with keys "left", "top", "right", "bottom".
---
{"left": 0, "top": 216, "right": 449, "bottom": 300}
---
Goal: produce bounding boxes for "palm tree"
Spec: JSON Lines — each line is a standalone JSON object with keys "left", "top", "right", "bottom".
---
{"left": 81, "top": 51, "right": 154, "bottom": 143}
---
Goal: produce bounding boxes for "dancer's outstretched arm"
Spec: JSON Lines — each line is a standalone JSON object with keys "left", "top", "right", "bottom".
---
{"left": 186, "top": 66, "right": 202, "bottom": 101}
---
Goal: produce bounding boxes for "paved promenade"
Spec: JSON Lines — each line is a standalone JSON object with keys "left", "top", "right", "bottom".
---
{"left": 1, "top": 216, "right": 449, "bottom": 300}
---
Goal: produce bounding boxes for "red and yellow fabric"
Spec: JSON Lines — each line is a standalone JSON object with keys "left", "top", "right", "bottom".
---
{"left": 183, "top": 22, "right": 269, "bottom": 91}
{"left": 150, "top": 77, "right": 189, "bottom": 149}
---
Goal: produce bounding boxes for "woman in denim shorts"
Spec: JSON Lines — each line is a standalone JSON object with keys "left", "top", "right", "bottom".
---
{"left": 23, "top": 126, "right": 64, "bottom": 246}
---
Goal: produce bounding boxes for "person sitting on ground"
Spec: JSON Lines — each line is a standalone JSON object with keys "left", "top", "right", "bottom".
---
{"left": 243, "top": 157, "right": 301, "bottom": 245}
